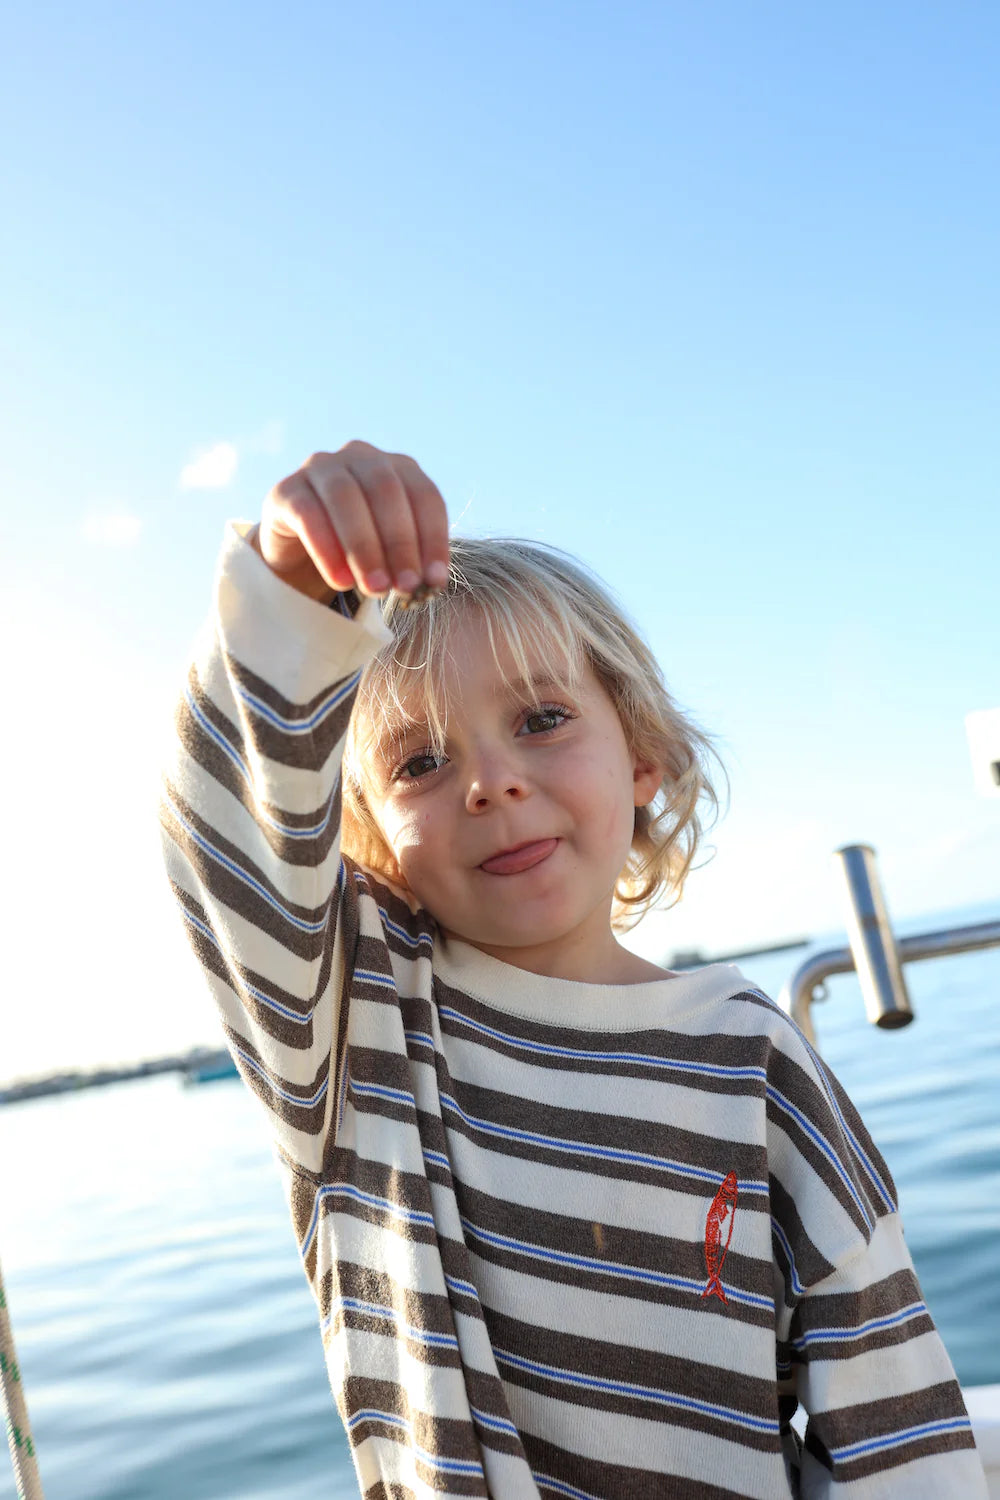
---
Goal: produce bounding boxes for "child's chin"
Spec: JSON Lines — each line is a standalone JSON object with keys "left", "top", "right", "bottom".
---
{"left": 453, "top": 909, "right": 582, "bottom": 952}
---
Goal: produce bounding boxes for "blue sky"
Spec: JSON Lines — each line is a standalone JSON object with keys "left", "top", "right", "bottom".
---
{"left": 2, "top": 1, "right": 998, "bottom": 1078}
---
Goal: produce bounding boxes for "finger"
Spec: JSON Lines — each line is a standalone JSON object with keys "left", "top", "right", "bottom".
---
{"left": 345, "top": 454, "right": 424, "bottom": 594}
{"left": 306, "top": 454, "right": 393, "bottom": 595}
{"left": 262, "top": 474, "right": 355, "bottom": 594}
{"left": 392, "top": 454, "right": 450, "bottom": 588}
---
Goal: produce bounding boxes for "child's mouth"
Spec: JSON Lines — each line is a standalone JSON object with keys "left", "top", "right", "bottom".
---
{"left": 479, "top": 838, "right": 559, "bottom": 876}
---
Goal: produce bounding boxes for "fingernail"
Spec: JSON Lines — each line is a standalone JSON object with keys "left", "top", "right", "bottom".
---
{"left": 395, "top": 569, "right": 420, "bottom": 595}
{"left": 426, "top": 560, "right": 449, "bottom": 588}
{"left": 367, "top": 570, "right": 391, "bottom": 594}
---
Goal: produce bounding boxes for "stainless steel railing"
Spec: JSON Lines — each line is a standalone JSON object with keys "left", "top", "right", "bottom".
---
{"left": 778, "top": 844, "right": 1000, "bottom": 1047}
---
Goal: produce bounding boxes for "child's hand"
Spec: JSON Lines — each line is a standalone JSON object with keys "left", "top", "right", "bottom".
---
{"left": 254, "top": 441, "right": 450, "bottom": 602}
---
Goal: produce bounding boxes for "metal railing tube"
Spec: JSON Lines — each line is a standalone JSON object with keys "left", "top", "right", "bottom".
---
{"left": 835, "top": 845, "right": 914, "bottom": 1030}
{"left": 780, "top": 918, "right": 1000, "bottom": 1049}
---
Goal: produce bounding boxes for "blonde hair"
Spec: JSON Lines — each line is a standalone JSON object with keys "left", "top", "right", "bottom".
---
{"left": 342, "top": 537, "right": 722, "bottom": 930}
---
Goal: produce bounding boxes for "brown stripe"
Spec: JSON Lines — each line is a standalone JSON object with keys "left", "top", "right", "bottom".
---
{"left": 457, "top": 1181, "right": 773, "bottom": 1318}
{"left": 326, "top": 1310, "right": 462, "bottom": 1372}
{"left": 313, "top": 1150, "right": 439, "bottom": 1246}
{"left": 736, "top": 990, "right": 896, "bottom": 1222}
{"left": 347, "top": 1078, "right": 419, "bottom": 1130}
{"left": 344, "top": 1376, "right": 489, "bottom": 1493}
{"left": 178, "top": 665, "right": 345, "bottom": 868}
{"left": 223, "top": 650, "right": 360, "bottom": 768}
{"left": 351, "top": 863, "right": 439, "bottom": 963}
{"left": 768, "top": 1173, "right": 839, "bottom": 1297}
{"left": 487, "top": 1309, "right": 781, "bottom": 1453}
{"left": 765, "top": 1069, "right": 881, "bottom": 1237}
{"left": 219, "top": 1017, "right": 331, "bottom": 1128}
{"left": 167, "top": 880, "right": 338, "bottom": 1056}
{"left": 350, "top": 1046, "right": 424, "bottom": 1098}
{"left": 438, "top": 1076, "right": 768, "bottom": 1197}
{"left": 161, "top": 780, "right": 330, "bottom": 960}
{"left": 525, "top": 1430, "right": 757, "bottom": 1500}
{"left": 434, "top": 980, "right": 784, "bottom": 1095}
{"left": 806, "top": 1421, "right": 978, "bottom": 1482}
{"left": 321, "top": 1261, "right": 468, "bottom": 1343}
{"left": 806, "top": 1378, "right": 973, "bottom": 1481}
{"left": 793, "top": 1267, "right": 934, "bottom": 1363}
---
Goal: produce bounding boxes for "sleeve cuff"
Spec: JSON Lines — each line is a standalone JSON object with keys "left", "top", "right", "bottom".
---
{"left": 212, "top": 520, "right": 393, "bottom": 698}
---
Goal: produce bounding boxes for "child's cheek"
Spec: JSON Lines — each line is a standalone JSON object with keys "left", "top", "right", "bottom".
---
{"left": 379, "top": 802, "right": 439, "bottom": 877}
{"left": 389, "top": 815, "right": 451, "bottom": 921}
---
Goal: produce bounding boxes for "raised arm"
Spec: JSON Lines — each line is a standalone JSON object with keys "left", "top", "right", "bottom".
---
{"left": 158, "top": 443, "right": 449, "bottom": 1171}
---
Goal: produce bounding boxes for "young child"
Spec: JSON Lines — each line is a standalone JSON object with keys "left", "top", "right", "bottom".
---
{"left": 160, "top": 441, "right": 987, "bottom": 1498}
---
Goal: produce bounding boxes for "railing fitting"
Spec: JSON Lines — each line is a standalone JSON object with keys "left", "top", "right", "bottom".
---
{"left": 778, "top": 844, "right": 1000, "bottom": 1049}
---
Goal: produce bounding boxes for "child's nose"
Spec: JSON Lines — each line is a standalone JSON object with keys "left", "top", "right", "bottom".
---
{"left": 464, "top": 750, "right": 529, "bottom": 813}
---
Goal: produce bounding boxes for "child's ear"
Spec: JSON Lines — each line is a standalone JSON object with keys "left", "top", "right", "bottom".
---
{"left": 632, "top": 757, "right": 664, "bottom": 808}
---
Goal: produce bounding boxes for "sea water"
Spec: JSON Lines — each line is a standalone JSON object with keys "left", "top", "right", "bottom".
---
{"left": 1, "top": 916, "right": 998, "bottom": 1500}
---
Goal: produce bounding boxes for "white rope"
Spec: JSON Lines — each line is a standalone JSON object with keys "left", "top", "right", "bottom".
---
{"left": 1, "top": 1255, "right": 45, "bottom": 1500}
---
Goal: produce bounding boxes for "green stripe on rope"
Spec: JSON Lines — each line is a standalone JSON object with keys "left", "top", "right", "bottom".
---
{"left": 1, "top": 1255, "right": 45, "bottom": 1500}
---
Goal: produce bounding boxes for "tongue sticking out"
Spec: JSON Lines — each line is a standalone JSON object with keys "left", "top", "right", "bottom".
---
{"left": 480, "top": 839, "right": 559, "bottom": 876}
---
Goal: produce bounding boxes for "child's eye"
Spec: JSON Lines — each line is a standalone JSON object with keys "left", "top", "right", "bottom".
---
{"left": 520, "top": 704, "right": 573, "bottom": 736}
{"left": 392, "top": 749, "right": 446, "bottom": 782}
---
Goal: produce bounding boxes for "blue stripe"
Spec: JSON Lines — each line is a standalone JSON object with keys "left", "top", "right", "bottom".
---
{"left": 470, "top": 1405, "right": 521, "bottom": 1439}
{"left": 445, "top": 988, "right": 886, "bottom": 1226}
{"left": 230, "top": 1040, "right": 328, "bottom": 1108}
{"left": 438, "top": 1005, "right": 767, "bottom": 1084}
{"left": 494, "top": 1347, "right": 779, "bottom": 1435}
{"left": 765, "top": 1084, "right": 874, "bottom": 1232}
{"left": 380, "top": 909, "right": 433, "bottom": 950}
{"left": 422, "top": 1148, "right": 451, "bottom": 1171}
{"left": 793, "top": 1301, "right": 928, "bottom": 1351}
{"left": 832, "top": 1415, "right": 972, "bottom": 1462}
{"left": 235, "top": 668, "right": 361, "bottom": 734}
{"left": 758, "top": 988, "right": 897, "bottom": 1215}
{"left": 352, "top": 882, "right": 433, "bottom": 951}
{"left": 533, "top": 1473, "right": 602, "bottom": 1500}
{"left": 801, "top": 1031, "right": 897, "bottom": 1213}
{"left": 354, "top": 968, "right": 397, "bottom": 990}
{"left": 302, "top": 1181, "right": 435, "bottom": 1259}
{"left": 349, "top": 1079, "right": 417, "bottom": 1110}
{"left": 180, "top": 907, "right": 324, "bottom": 1026}
{"left": 316, "top": 1182, "right": 434, "bottom": 1228}
{"left": 461, "top": 1216, "right": 772, "bottom": 1310}
{"left": 324, "top": 1296, "right": 459, "bottom": 1350}
{"left": 345, "top": 1409, "right": 484, "bottom": 1476}
{"left": 770, "top": 1218, "right": 805, "bottom": 1297}
{"left": 182, "top": 686, "right": 337, "bottom": 839}
{"left": 444, "top": 1273, "right": 480, "bottom": 1301}
{"left": 183, "top": 685, "right": 251, "bottom": 780}
{"left": 405, "top": 1029, "right": 436, "bottom": 1050}
{"left": 440, "top": 1090, "right": 767, "bottom": 1194}
{"left": 164, "top": 795, "right": 326, "bottom": 934}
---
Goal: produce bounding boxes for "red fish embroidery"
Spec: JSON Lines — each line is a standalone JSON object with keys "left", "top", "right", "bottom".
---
{"left": 701, "top": 1171, "right": 738, "bottom": 1305}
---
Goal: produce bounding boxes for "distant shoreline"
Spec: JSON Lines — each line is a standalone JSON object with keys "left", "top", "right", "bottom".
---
{"left": 0, "top": 1046, "right": 234, "bottom": 1105}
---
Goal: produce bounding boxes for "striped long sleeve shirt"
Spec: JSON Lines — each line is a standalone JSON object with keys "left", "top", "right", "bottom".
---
{"left": 159, "top": 522, "right": 988, "bottom": 1498}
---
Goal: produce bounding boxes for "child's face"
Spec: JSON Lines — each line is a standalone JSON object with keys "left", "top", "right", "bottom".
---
{"left": 363, "top": 610, "right": 663, "bottom": 973}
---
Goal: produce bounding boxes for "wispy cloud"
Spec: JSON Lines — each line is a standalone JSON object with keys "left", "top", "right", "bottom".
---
{"left": 179, "top": 441, "right": 239, "bottom": 490}
{"left": 178, "top": 422, "right": 284, "bottom": 493}
{"left": 81, "top": 512, "right": 142, "bottom": 547}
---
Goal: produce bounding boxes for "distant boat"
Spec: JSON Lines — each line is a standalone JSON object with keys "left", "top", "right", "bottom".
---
{"left": 182, "top": 1054, "right": 238, "bottom": 1085}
